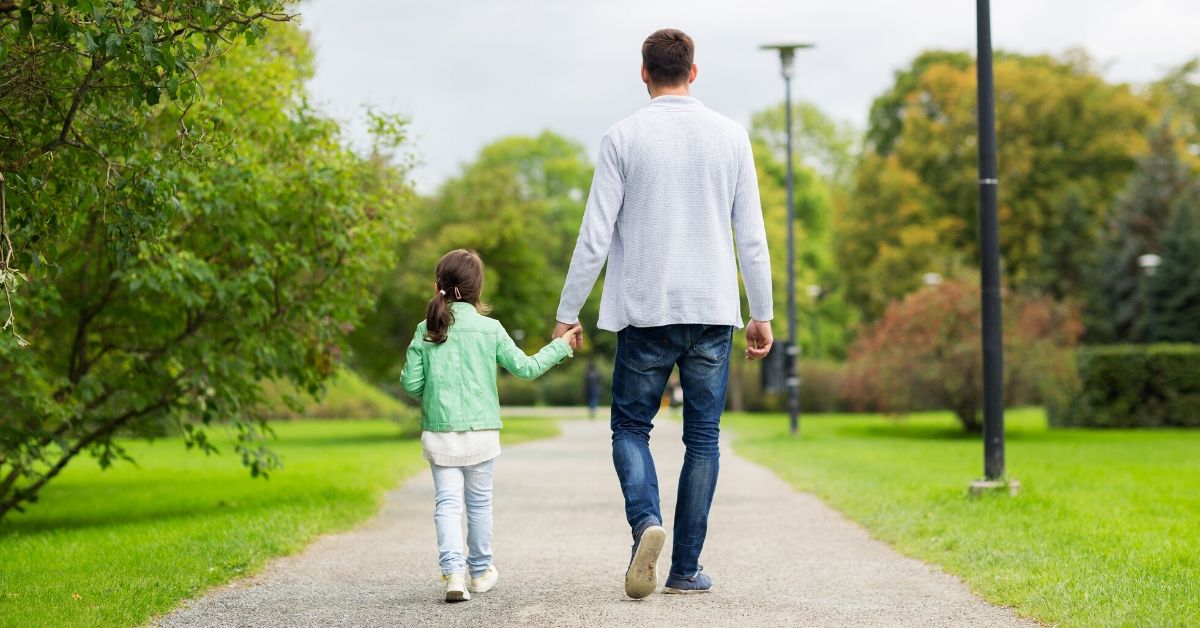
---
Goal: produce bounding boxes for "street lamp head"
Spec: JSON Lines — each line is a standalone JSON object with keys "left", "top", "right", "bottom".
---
{"left": 1138, "top": 254, "right": 1162, "bottom": 276}
{"left": 760, "top": 42, "right": 814, "bottom": 79}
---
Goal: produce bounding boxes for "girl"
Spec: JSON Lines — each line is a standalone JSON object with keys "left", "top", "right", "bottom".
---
{"left": 401, "top": 249, "right": 579, "bottom": 602}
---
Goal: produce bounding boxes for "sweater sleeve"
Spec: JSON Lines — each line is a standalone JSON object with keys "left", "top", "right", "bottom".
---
{"left": 556, "top": 132, "right": 624, "bottom": 325}
{"left": 732, "top": 132, "right": 774, "bottom": 322}
{"left": 496, "top": 324, "right": 574, "bottom": 381}
{"left": 400, "top": 326, "right": 426, "bottom": 398}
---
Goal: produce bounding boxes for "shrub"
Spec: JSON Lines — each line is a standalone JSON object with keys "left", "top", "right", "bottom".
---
{"left": 540, "top": 360, "right": 613, "bottom": 407}
{"left": 497, "top": 375, "right": 540, "bottom": 406}
{"left": 842, "top": 277, "right": 1082, "bottom": 430}
{"left": 1049, "top": 344, "right": 1200, "bottom": 427}
{"left": 732, "top": 359, "right": 850, "bottom": 413}
{"left": 258, "top": 369, "right": 419, "bottom": 436}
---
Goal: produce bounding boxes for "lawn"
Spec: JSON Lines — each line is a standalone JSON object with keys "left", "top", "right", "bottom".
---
{"left": 726, "top": 408, "right": 1199, "bottom": 627}
{"left": 0, "top": 417, "right": 558, "bottom": 628}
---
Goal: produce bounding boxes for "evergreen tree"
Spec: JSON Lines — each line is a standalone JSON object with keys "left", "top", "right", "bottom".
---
{"left": 1089, "top": 122, "right": 1193, "bottom": 342}
{"left": 1148, "top": 189, "right": 1200, "bottom": 342}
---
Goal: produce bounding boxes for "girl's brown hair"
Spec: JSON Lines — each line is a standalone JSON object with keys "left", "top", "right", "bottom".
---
{"left": 424, "top": 249, "right": 489, "bottom": 344}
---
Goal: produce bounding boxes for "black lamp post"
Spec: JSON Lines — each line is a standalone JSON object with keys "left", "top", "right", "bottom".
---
{"left": 970, "top": 0, "right": 1018, "bottom": 496}
{"left": 761, "top": 42, "right": 814, "bottom": 436}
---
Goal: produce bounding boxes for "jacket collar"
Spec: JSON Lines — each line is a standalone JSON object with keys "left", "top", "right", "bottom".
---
{"left": 450, "top": 301, "right": 479, "bottom": 314}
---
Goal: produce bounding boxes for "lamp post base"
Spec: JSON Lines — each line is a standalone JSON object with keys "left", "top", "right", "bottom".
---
{"left": 968, "top": 478, "right": 1020, "bottom": 497}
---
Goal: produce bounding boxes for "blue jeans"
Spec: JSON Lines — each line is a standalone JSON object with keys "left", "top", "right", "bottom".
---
{"left": 611, "top": 324, "right": 733, "bottom": 579}
{"left": 430, "top": 459, "right": 494, "bottom": 577}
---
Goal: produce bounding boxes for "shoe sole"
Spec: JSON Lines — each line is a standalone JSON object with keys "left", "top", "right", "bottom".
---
{"left": 624, "top": 526, "right": 666, "bottom": 599}
{"left": 445, "top": 589, "right": 470, "bottom": 602}
{"left": 469, "top": 567, "right": 499, "bottom": 593}
{"left": 662, "top": 586, "right": 711, "bottom": 595}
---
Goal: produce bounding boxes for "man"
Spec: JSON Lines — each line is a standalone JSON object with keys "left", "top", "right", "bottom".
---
{"left": 553, "top": 28, "right": 774, "bottom": 599}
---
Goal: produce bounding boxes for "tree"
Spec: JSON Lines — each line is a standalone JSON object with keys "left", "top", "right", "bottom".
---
{"left": 749, "top": 102, "right": 859, "bottom": 191}
{"left": 349, "top": 132, "right": 595, "bottom": 382}
{"left": 0, "top": 1, "right": 294, "bottom": 341}
{"left": 841, "top": 277, "right": 1081, "bottom": 431}
{"left": 1147, "top": 188, "right": 1200, "bottom": 342}
{"left": 0, "top": 18, "right": 412, "bottom": 518}
{"left": 746, "top": 104, "right": 861, "bottom": 359}
{"left": 840, "top": 50, "right": 1151, "bottom": 318}
{"left": 1148, "top": 58, "right": 1200, "bottom": 172}
{"left": 1089, "top": 122, "right": 1194, "bottom": 342}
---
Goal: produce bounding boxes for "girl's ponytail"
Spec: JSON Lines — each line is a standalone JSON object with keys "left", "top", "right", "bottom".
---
{"left": 424, "top": 292, "right": 453, "bottom": 344}
{"left": 422, "top": 249, "right": 487, "bottom": 345}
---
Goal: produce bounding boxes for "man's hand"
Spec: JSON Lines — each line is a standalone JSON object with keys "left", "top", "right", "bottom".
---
{"left": 560, "top": 325, "right": 583, "bottom": 348}
{"left": 745, "top": 319, "right": 773, "bottom": 361}
{"left": 553, "top": 321, "right": 583, "bottom": 350}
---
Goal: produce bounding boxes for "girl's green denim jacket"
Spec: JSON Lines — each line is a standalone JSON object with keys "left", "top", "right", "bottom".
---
{"left": 401, "top": 302, "right": 573, "bottom": 432}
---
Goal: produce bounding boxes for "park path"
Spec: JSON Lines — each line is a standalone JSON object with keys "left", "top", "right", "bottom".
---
{"left": 157, "top": 416, "right": 1034, "bottom": 627}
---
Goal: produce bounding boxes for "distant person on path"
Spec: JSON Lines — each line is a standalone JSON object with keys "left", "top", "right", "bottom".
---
{"left": 585, "top": 360, "right": 603, "bottom": 418}
{"left": 552, "top": 29, "right": 774, "bottom": 598}
{"left": 668, "top": 371, "right": 683, "bottom": 415}
{"left": 402, "top": 249, "right": 580, "bottom": 602}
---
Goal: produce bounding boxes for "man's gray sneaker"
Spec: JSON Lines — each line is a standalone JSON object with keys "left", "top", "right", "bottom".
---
{"left": 663, "top": 566, "right": 712, "bottom": 594}
{"left": 624, "top": 524, "right": 666, "bottom": 599}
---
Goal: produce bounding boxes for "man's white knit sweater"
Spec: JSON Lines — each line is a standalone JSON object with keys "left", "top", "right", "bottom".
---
{"left": 556, "top": 95, "right": 773, "bottom": 331}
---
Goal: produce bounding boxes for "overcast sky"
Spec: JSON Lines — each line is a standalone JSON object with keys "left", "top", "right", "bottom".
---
{"left": 299, "top": 0, "right": 1198, "bottom": 191}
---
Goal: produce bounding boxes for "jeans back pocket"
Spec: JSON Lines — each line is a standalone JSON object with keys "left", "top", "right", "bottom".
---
{"left": 621, "top": 326, "right": 671, "bottom": 372}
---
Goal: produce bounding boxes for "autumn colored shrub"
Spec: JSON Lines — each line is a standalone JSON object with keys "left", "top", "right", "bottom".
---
{"left": 841, "top": 278, "right": 1082, "bottom": 430}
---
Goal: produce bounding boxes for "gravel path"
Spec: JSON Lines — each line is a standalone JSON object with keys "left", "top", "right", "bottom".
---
{"left": 157, "top": 417, "right": 1034, "bottom": 627}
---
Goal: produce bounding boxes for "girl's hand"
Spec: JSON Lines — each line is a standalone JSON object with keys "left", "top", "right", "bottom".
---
{"left": 560, "top": 324, "right": 583, "bottom": 349}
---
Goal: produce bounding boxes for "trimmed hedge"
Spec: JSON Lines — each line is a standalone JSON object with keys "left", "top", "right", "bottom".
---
{"left": 1050, "top": 344, "right": 1200, "bottom": 428}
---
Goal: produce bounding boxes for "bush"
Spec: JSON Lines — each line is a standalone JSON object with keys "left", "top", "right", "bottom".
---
{"left": 1049, "top": 344, "right": 1200, "bottom": 427}
{"left": 497, "top": 375, "right": 540, "bottom": 406}
{"left": 259, "top": 369, "right": 419, "bottom": 436}
{"left": 540, "top": 360, "right": 613, "bottom": 407}
{"left": 842, "top": 277, "right": 1082, "bottom": 430}
{"left": 731, "top": 359, "right": 850, "bottom": 413}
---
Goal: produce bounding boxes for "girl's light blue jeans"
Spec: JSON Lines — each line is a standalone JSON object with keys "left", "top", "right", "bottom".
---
{"left": 430, "top": 459, "right": 494, "bottom": 577}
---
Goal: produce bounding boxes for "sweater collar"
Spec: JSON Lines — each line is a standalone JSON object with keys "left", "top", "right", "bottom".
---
{"left": 648, "top": 95, "right": 702, "bottom": 109}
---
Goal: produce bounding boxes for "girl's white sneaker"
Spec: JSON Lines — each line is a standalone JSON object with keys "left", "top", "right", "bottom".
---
{"left": 469, "top": 565, "right": 499, "bottom": 593}
{"left": 442, "top": 573, "right": 470, "bottom": 602}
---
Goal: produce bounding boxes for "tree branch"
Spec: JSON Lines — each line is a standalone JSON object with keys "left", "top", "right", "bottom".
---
{"left": 0, "top": 54, "right": 106, "bottom": 173}
{"left": 0, "top": 396, "right": 174, "bottom": 518}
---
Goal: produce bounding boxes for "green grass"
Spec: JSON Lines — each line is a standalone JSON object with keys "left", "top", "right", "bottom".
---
{"left": 726, "top": 409, "right": 1200, "bottom": 626}
{"left": 0, "top": 417, "right": 557, "bottom": 628}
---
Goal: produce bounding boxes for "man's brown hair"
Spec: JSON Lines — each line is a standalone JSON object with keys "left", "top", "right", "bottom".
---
{"left": 641, "top": 29, "right": 694, "bottom": 87}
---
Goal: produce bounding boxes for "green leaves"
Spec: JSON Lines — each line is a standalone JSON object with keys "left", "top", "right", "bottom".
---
{"left": 1, "top": 18, "right": 409, "bottom": 519}
{"left": 18, "top": 9, "right": 33, "bottom": 38}
{"left": 842, "top": 50, "right": 1152, "bottom": 319}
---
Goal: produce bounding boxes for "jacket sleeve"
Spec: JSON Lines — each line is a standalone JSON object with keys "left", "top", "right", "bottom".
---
{"left": 556, "top": 132, "right": 624, "bottom": 325}
{"left": 732, "top": 131, "right": 774, "bottom": 322}
{"left": 496, "top": 325, "right": 573, "bottom": 381}
{"left": 400, "top": 326, "right": 426, "bottom": 398}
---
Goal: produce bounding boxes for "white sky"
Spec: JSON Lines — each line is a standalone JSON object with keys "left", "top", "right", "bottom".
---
{"left": 299, "top": 0, "right": 1199, "bottom": 191}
